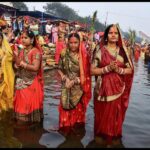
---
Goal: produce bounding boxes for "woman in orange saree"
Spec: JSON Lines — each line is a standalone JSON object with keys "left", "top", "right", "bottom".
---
{"left": 13, "top": 30, "right": 44, "bottom": 123}
{"left": 91, "top": 24, "right": 134, "bottom": 147}
{"left": 57, "top": 33, "right": 91, "bottom": 134}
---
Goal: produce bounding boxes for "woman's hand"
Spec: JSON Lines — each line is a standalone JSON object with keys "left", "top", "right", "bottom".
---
{"left": 111, "top": 61, "right": 118, "bottom": 72}
{"left": 13, "top": 51, "right": 21, "bottom": 66}
{"left": 13, "top": 50, "right": 19, "bottom": 57}
{"left": 113, "top": 63, "right": 125, "bottom": 75}
{"left": 20, "top": 60, "right": 27, "bottom": 69}
{"left": 109, "top": 61, "right": 117, "bottom": 71}
{"left": 65, "top": 78, "right": 75, "bottom": 89}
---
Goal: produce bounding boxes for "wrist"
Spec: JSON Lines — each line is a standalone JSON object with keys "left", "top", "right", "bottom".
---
{"left": 20, "top": 61, "right": 27, "bottom": 69}
{"left": 14, "top": 63, "right": 19, "bottom": 68}
{"left": 101, "top": 65, "right": 111, "bottom": 74}
{"left": 74, "top": 77, "right": 80, "bottom": 84}
{"left": 117, "top": 67, "right": 125, "bottom": 75}
{"left": 62, "top": 75, "right": 67, "bottom": 81}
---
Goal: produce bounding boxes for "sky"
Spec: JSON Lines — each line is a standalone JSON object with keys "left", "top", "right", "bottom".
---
{"left": 25, "top": 2, "right": 150, "bottom": 37}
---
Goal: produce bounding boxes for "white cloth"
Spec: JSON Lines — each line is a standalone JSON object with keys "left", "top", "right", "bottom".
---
{"left": 45, "top": 24, "right": 53, "bottom": 34}
{"left": 94, "top": 33, "right": 100, "bottom": 41}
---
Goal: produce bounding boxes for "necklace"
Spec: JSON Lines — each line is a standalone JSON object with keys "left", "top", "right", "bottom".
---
{"left": 25, "top": 46, "right": 33, "bottom": 53}
{"left": 106, "top": 45, "right": 118, "bottom": 51}
{"left": 106, "top": 45, "right": 119, "bottom": 59}
{"left": 70, "top": 51, "right": 79, "bottom": 60}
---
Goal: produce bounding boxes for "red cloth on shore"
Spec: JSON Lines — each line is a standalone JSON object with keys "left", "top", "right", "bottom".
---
{"left": 55, "top": 41, "right": 66, "bottom": 64}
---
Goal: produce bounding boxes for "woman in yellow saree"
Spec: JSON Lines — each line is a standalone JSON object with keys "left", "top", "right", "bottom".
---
{"left": 0, "top": 32, "right": 15, "bottom": 112}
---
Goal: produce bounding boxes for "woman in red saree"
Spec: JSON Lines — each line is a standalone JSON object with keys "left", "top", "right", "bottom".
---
{"left": 55, "top": 34, "right": 66, "bottom": 64}
{"left": 13, "top": 30, "right": 44, "bottom": 123}
{"left": 91, "top": 24, "right": 134, "bottom": 147}
{"left": 134, "top": 43, "right": 141, "bottom": 62}
{"left": 58, "top": 33, "right": 91, "bottom": 134}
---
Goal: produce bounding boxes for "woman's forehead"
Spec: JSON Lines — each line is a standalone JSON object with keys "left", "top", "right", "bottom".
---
{"left": 69, "top": 37, "right": 79, "bottom": 41}
{"left": 109, "top": 26, "right": 118, "bottom": 32}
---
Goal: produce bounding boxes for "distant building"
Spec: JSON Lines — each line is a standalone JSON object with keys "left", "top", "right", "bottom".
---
{"left": 0, "top": 3, "right": 18, "bottom": 25}
{"left": 139, "top": 31, "right": 150, "bottom": 44}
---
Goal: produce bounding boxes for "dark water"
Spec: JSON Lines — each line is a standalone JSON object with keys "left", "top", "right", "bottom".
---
{"left": 0, "top": 58, "right": 150, "bottom": 148}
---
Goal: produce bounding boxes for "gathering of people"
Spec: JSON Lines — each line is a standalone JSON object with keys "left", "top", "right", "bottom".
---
{"left": 0, "top": 13, "right": 150, "bottom": 148}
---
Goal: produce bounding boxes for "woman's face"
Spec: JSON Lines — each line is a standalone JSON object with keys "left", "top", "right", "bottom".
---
{"left": 107, "top": 26, "right": 119, "bottom": 43}
{"left": 0, "top": 36, "right": 3, "bottom": 46}
{"left": 22, "top": 33, "right": 33, "bottom": 47}
{"left": 68, "top": 36, "right": 80, "bottom": 52}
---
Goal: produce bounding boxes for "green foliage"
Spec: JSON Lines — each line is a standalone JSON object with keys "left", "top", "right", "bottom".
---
{"left": 43, "top": 2, "right": 79, "bottom": 21}
{"left": 128, "top": 28, "right": 136, "bottom": 46}
{"left": 11, "top": 2, "right": 28, "bottom": 11}
{"left": 90, "top": 11, "right": 97, "bottom": 33}
{"left": 43, "top": 2, "right": 105, "bottom": 31}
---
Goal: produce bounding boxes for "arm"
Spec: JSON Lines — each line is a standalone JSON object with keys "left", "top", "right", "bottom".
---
{"left": 90, "top": 64, "right": 103, "bottom": 76}
{"left": 114, "top": 65, "right": 133, "bottom": 75}
{"left": 20, "top": 58, "right": 40, "bottom": 72}
{"left": 90, "top": 47, "right": 112, "bottom": 76}
{"left": 114, "top": 61, "right": 133, "bottom": 75}
{"left": 15, "top": 52, "right": 41, "bottom": 72}
{"left": 58, "top": 69, "right": 65, "bottom": 80}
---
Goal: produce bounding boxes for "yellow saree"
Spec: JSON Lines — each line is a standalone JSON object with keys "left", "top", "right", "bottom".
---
{"left": 0, "top": 35, "right": 15, "bottom": 111}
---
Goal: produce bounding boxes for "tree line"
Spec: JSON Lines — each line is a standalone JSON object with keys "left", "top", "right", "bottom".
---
{"left": 11, "top": 2, "right": 142, "bottom": 43}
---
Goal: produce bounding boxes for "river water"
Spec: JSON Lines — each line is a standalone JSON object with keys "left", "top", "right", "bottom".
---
{"left": 0, "top": 58, "right": 150, "bottom": 148}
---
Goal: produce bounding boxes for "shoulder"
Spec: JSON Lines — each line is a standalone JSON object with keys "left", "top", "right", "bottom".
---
{"left": 94, "top": 45, "right": 101, "bottom": 55}
{"left": 31, "top": 47, "right": 41, "bottom": 55}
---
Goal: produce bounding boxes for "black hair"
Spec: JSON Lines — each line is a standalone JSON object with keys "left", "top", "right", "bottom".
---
{"left": 1, "top": 25, "right": 7, "bottom": 30}
{"left": 24, "top": 30, "right": 36, "bottom": 46}
{"left": 68, "top": 33, "right": 80, "bottom": 42}
{"left": 14, "top": 29, "right": 21, "bottom": 37}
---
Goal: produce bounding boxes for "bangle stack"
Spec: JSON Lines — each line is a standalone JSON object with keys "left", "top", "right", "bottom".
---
{"left": 102, "top": 66, "right": 110, "bottom": 74}
{"left": 118, "top": 67, "right": 125, "bottom": 75}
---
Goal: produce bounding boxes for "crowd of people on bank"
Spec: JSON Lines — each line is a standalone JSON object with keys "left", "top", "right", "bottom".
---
{"left": 0, "top": 14, "right": 149, "bottom": 147}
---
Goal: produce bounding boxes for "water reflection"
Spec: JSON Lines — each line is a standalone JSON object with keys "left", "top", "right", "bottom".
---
{"left": 0, "top": 110, "right": 22, "bottom": 148}
{"left": 1, "top": 59, "right": 150, "bottom": 148}
{"left": 58, "top": 123, "right": 86, "bottom": 148}
{"left": 122, "top": 59, "right": 150, "bottom": 148}
{"left": 13, "top": 122, "right": 46, "bottom": 148}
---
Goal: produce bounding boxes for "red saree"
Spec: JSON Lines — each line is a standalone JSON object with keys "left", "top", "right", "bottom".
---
{"left": 13, "top": 47, "right": 44, "bottom": 122}
{"left": 134, "top": 48, "right": 140, "bottom": 62}
{"left": 94, "top": 26, "right": 134, "bottom": 144}
{"left": 59, "top": 41, "right": 91, "bottom": 128}
{"left": 55, "top": 41, "right": 66, "bottom": 64}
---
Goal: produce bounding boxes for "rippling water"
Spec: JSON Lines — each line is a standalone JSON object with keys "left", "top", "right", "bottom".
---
{"left": 122, "top": 59, "right": 150, "bottom": 148}
{"left": 0, "top": 58, "right": 150, "bottom": 148}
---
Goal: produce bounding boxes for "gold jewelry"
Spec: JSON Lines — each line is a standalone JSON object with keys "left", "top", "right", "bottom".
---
{"left": 106, "top": 45, "right": 118, "bottom": 52}
{"left": 106, "top": 45, "right": 119, "bottom": 59}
